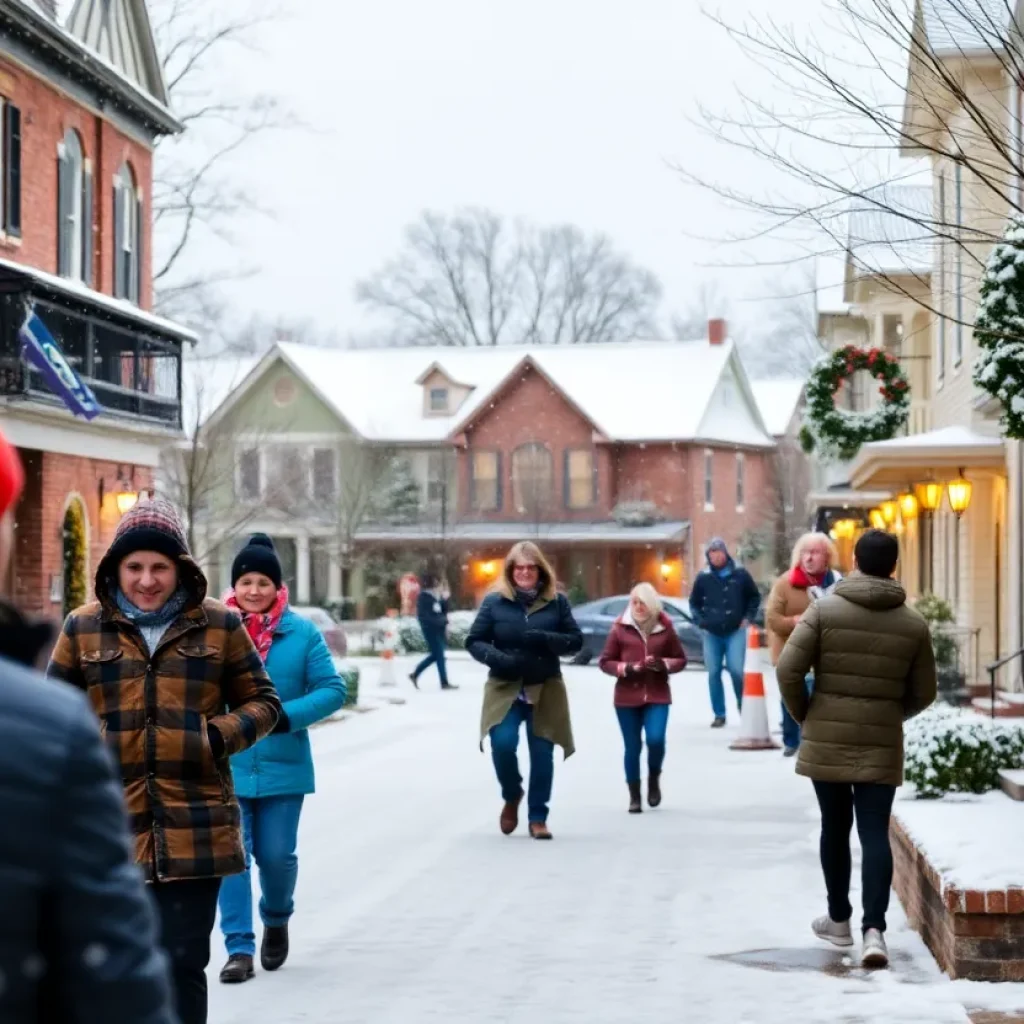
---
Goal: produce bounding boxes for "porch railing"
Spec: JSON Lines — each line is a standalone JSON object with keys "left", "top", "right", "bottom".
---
{"left": 986, "top": 647, "right": 1024, "bottom": 720}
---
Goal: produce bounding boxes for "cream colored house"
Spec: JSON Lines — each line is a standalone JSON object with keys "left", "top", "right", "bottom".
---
{"left": 816, "top": 0, "right": 1023, "bottom": 694}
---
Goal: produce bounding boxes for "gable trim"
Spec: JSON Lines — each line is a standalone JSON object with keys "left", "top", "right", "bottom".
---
{"left": 692, "top": 346, "right": 775, "bottom": 449}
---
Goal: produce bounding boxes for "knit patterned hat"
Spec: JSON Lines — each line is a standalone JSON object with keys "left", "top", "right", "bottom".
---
{"left": 106, "top": 498, "right": 190, "bottom": 565}
{"left": 0, "top": 431, "right": 24, "bottom": 519}
{"left": 232, "top": 533, "right": 282, "bottom": 589}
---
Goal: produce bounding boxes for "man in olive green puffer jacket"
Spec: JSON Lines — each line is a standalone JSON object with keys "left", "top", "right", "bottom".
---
{"left": 776, "top": 529, "right": 936, "bottom": 970}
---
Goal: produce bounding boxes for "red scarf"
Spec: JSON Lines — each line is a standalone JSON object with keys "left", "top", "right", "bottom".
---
{"left": 223, "top": 584, "right": 289, "bottom": 663}
{"left": 789, "top": 566, "right": 825, "bottom": 589}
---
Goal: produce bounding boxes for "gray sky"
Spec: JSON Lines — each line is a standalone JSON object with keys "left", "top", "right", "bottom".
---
{"left": 181, "top": 0, "right": 910, "bottom": 341}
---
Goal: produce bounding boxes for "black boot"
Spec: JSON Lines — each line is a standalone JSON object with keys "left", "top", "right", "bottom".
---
{"left": 648, "top": 773, "right": 662, "bottom": 808}
{"left": 628, "top": 781, "right": 643, "bottom": 814}
{"left": 219, "top": 954, "right": 255, "bottom": 984}
{"left": 261, "top": 925, "right": 289, "bottom": 971}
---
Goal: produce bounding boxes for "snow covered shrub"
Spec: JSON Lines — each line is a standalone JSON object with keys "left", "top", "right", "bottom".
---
{"left": 904, "top": 704, "right": 1024, "bottom": 798}
{"left": 389, "top": 615, "right": 471, "bottom": 653}
{"left": 340, "top": 664, "right": 360, "bottom": 708}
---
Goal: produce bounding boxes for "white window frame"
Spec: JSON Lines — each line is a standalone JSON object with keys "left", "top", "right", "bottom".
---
{"left": 428, "top": 387, "right": 448, "bottom": 413}
{"left": 703, "top": 449, "right": 714, "bottom": 511}
{"left": 471, "top": 450, "right": 500, "bottom": 511}
{"left": 735, "top": 452, "right": 745, "bottom": 512}
{"left": 937, "top": 170, "right": 946, "bottom": 388}
{"left": 59, "top": 130, "right": 84, "bottom": 281}
{"left": 954, "top": 162, "right": 963, "bottom": 369}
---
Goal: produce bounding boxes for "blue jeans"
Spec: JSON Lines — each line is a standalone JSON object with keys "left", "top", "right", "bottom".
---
{"left": 413, "top": 626, "right": 449, "bottom": 687}
{"left": 703, "top": 629, "right": 747, "bottom": 719}
{"left": 219, "top": 795, "right": 305, "bottom": 957}
{"left": 615, "top": 703, "right": 670, "bottom": 783}
{"left": 781, "top": 674, "right": 814, "bottom": 751}
{"left": 489, "top": 701, "right": 554, "bottom": 824}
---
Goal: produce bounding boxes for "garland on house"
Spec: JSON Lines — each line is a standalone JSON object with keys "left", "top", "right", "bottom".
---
{"left": 799, "top": 345, "right": 910, "bottom": 460}
{"left": 973, "top": 213, "right": 1024, "bottom": 438}
{"left": 62, "top": 500, "right": 87, "bottom": 618}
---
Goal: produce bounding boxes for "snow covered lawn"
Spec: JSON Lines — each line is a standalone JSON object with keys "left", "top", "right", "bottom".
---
{"left": 206, "top": 659, "right": 1024, "bottom": 1023}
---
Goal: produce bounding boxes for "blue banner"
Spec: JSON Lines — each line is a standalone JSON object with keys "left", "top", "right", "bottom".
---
{"left": 19, "top": 308, "right": 101, "bottom": 420}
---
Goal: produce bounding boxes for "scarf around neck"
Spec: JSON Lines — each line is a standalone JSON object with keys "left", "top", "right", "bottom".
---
{"left": 223, "top": 584, "right": 289, "bottom": 663}
{"left": 116, "top": 585, "right": 189, "bottom": 626}
{"left": 514, "top": 586, "right": 539, "bottom": 609}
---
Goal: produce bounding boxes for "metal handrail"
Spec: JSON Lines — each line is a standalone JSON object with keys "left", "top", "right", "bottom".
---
{"left": 984, "top": 647, "right": 1024, "bottom": 720}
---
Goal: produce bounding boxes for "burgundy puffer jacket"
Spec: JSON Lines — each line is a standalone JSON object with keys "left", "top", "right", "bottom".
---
{"left": 598, "top": 610, "right": 687, "bottom": 707}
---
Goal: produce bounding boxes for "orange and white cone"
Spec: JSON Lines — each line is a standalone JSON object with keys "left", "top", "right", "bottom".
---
{"left": 729, "top": 628, "right": 780, "bottom": 751}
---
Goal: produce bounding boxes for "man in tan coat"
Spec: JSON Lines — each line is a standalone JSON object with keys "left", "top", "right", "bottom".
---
{"left": 777, "top": 529, "right": 936, "bottom": 970}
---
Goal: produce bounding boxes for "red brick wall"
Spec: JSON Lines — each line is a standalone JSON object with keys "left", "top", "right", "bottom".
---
{"left": 13, "top": 449, "right": 153, "bottom": 618}
{"left": 0, "top": 58, "right": 154, "bottom": 307}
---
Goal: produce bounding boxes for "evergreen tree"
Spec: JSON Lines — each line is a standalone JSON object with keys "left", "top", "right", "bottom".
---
{"left": 376, "top": 457, "right": 423, "bottom": 526}
{"left": 974, "top": 214, "right": 1024, "bottom": 438}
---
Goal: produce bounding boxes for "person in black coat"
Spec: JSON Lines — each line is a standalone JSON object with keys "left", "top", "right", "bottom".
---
{"left": 467, "top": 542, "right": 582, "bottom": 840}
{"left": 0, "top": 431, "right": 176, "bottom": 1024}
{"left": 410, "top": 572, "right": 455, "bottom": 690}
{"left": 689, "top": 537, "right": 761, "bottom": 728}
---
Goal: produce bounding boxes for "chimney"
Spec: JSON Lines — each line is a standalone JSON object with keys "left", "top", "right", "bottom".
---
{"left": 708, "top": 318, "right": 727, "bottom": 345}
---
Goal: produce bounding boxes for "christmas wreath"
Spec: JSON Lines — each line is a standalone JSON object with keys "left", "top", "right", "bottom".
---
{"left": 973, "top": 214, "right": 1024, "bottom": 439}
{"left": 799, "top": 345, "right": 910, "bottom": 460}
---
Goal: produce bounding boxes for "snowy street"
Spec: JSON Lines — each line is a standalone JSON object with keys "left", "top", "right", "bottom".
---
{"left": 206, "top": 656, "right": 1017, "bottom": 1024}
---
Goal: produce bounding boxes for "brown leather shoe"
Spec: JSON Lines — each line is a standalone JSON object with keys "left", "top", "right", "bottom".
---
{"left": 500, "top": 792, "right": 523, "bottom": 835}
{"left": 529, "top": 821, "right": 553, "bottom": 840}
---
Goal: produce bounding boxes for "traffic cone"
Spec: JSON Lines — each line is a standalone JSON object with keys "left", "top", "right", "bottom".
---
{"left": 378, "top": 611, "right": 398, "bottom": 687}
{"left": 729, "top": 628, "right": 780, "bottom": 751}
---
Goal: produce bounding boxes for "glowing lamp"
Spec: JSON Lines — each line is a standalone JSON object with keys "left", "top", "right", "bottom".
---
{"left": 947, "top": 474, "right": 973, "bottom": 517}
{"left": 868, "top": 508, "right": 886, "bottom": 530}
{"left": 481, "top": 560, "right": 496, "bottom": 577}
{"left": 897, "top": 492, "right": 918, "bottom": 521}
{"left": 879, "top": 499, "right": 898, "bottom": 527}
{"left": 660, "top": 562, "right": 672, "bottom": 581}
{"left": 115, "top": 488, "right": 139, "bottom": 515}
{"left": 914, "top": 481, "right": 943, "bottom": 512}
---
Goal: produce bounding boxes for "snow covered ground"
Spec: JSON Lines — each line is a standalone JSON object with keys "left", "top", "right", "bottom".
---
{"left": 206, "top": 656, "right": 1024, "bottom": 1023}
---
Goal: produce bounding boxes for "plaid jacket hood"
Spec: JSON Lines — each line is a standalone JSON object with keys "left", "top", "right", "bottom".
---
{"left": 47, "top": 573, "right": 281, "bottom": 882}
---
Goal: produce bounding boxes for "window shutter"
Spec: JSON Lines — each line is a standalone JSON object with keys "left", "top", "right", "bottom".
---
{"left": 133, "top": 193, "right": 142, "bottom": 303}
{"left": 495, "top": 452, "right": 503, "bottom": 511}
{"left": 562, "top": 450, "right": 570, "bottom": 509}
{"left": 82, "top": 166, "right": 94, "bottom": 286}
{"left": 5, "top": 105, "right": 21, "bottom": 237}
{"left": 113, "top": 180, "right": 125, "bottom": 298}
{"left": 57, "top": 150, "right": 70, "bottom": 276}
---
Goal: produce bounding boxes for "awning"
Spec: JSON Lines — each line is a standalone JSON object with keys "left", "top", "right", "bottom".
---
{"left": 806, "top": 487, "right": 893, "bottom": 510}
{"left": 849, "top": 426, "right": 1005, "bottom": 488}
{"left": 354, "top": 520, "right": 690, "bottom": 546}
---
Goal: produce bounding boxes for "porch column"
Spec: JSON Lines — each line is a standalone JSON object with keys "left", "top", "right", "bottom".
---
{"left": 328, "top": 542, "right": 343, "bottom": 603}
{"left": 1008, "top": 441, "right": 1024, "bottom": 688}
{"left": 296, "top": 533, "right": 311, "bottom": 604}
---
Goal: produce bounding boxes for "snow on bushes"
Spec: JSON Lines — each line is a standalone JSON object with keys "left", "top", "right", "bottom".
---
{"left": 382, "top": 614, "right": 472, "bottom": 654}
{"left": 904, "top": 703, "right": 1024, "bottom": 798}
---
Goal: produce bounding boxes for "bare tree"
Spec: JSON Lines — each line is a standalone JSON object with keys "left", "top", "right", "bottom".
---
{"left": 687, "top": 0, "right": 1020, "bottom": 331}
{"left": 149, "top": 0, "right": 287, "bottom": 324}
{"left": 356, "top": 209, "right": 663, "bottom": 346}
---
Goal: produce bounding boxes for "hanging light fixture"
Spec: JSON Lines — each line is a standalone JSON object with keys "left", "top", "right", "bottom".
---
{"left": 947, "top": 470, "right": 973, "bottom": 518}
{"left": 915, "top": 481, "right": 943, "bottom": 513}
{"left": 898, "top": 492, "right": 919, "bottom": 521}
{"left": 879, "top": 499, "right": 899, "bottom": 527}
{"left": 868, "top": 508, "right": 886, "bottom": 530}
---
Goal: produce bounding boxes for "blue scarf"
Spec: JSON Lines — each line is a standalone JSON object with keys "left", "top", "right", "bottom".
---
{"left": 116, "top": 586, "right": 189, "bottom": 654}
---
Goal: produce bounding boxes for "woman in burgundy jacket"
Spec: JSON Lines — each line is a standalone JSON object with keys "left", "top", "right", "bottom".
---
{"left": 599, "top": 583, "right": 687, "bottom": 813}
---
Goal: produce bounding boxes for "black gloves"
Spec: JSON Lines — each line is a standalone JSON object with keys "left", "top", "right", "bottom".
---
{"left": 272, "top": 710, "right": 291, "bottom": 735}
{"left": 489, "top": 650, "right": 524, "bottom": 681}
{"left": 523, "top": 629, "right": 574, "bottom": 655}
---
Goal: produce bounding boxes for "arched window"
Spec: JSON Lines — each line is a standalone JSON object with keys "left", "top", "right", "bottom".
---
{"left": 114, "top": 162, "right": 141, "bottom": 302}
{"left": 512, "top": 442, "right": 553, "bottom": 515}
{"left": 57, "top": 129, "right": 91, "bottom": 282}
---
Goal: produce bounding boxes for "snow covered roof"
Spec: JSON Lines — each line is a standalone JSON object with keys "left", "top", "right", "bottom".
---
{"left": 181, "top": 352, "right": 259, "bottom": 438}
{"left": 847, "top": 184, "right": 934, "bottom": 280}
{"left": 919, "top": 0, "right": 1010, "bottom": 55}
{"left": 860, "top": 424, "right": 1003, "bottom": 450}
{"left": 0, "top": 257, "right": 197, "bottom": 342}
{"left": 750, "top": 379, "right": 804, "bottom": 436}
{"left": 816, "top": 254, "right": 850, "bottom": 315}
{"left": 200, "top": 339, "right": 775, "bottom": 449}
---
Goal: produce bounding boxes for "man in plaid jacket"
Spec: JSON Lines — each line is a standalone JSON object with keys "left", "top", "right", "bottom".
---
{"left": 49, "top": 499, "right": 281, "bottom": 1024}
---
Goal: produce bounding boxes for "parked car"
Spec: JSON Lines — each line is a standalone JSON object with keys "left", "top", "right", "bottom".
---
{"left": 292, "top": 605, "right": 348, "bottom": 657}
{"left": 570, "top": 595, "right": 704, "bottom": 666}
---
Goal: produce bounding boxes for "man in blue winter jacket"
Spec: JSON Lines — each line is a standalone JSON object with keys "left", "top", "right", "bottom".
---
{"left": 689, "top": 537, "right": 761, "bottom": 728}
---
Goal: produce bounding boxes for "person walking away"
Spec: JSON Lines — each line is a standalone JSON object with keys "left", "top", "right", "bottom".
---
{"left": 766, "top": 533, "right": 842, "bottom": 757}
{"left": 689, "top": 537, "right": 761, "bottom": 727}
{"left": 776, "top": 529, "right": 936, "bottom": 969}
{"left": 467, "top": 541, "right": 582, "bottom": 840}
{"left": 218, "top": 534, "right": 347, "bottom": 984}
{"left": 0, "top": 435, "right": 177, "bottom": 1024}
{"left": 598, "top": 583, "right": 687, "bottom": 812}
{"left": 410, "top": 572, "right": 456, "bottom": 690}
{"left": 48, "top": 500, "right": 282, "bottom": 1024}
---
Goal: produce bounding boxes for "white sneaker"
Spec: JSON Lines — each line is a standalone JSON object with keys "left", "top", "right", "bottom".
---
{"left": 812, "top": 914, "right": 854, "bottom": 948}
{"left": 861, "top": 928, "right": 889, "bottom": 968}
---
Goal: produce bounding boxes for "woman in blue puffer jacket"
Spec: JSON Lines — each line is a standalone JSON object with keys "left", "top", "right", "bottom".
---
{"left": 217, "top": 535, "right": 346, "bottom": 985}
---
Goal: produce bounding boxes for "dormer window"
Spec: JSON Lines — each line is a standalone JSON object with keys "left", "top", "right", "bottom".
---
{"left": 429, "top": 387, "right": 449, "bottom": 413}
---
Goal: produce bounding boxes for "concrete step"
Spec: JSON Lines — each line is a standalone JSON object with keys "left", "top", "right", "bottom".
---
{"left": 999, "top": 769, "right": 1024, "bottom": 801}
{"left": 970, "top": 696, "right": 1024, "bottom": 718}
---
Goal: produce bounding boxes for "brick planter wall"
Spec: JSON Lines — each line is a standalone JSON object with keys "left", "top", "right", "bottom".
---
{"left": 892, "top": 817, "right": 1024, "bottom": 980}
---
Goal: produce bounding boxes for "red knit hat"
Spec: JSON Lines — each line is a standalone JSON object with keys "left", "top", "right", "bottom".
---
{"left": 0, "top": 431, "right": 24, "bottom": 519}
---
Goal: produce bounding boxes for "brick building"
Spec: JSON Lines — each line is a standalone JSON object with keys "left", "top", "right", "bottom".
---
{"left": 187, "top": 322, "right": 779, "bottom": 610}
{"left": 0, "top": 0, "right": 192, "bottom": 617}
